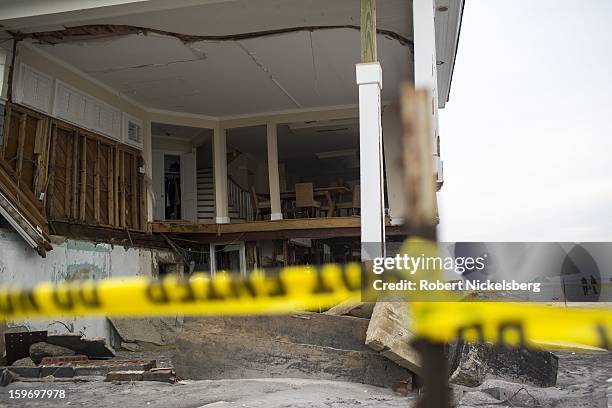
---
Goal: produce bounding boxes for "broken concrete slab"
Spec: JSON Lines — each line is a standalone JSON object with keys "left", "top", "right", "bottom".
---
{"left": 324, "top": 300, "right": 375, "bottom": 318}
{"left": 365, "top": 302, "right": 421, "bottom": 374}
{"left": 450, "top": 343, "right": 559, "bottom": 388}
{"left": 29, "top": 342, "right": 75, "bottom": 364}
{"left": 174, "top": 329, "right": 412, "bottom": 388}
{"left": 0, "top": 366, "right": 40, "bottom": 378}
{"left": 46, "top": 335, "right": 115, "bottom": 359}
{"left": 12, "top": 357, "right": 36, "bottom": 367}
{"left": 109, "top": 317, "right": 179, "bottom": 346}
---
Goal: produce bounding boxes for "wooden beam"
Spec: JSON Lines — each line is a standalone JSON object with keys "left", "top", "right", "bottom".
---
{"left": 360, "top": 0, "right": 377, "bottom": 63}
{"left": 0, "top": 105, "right": 12, "bottom": 158}
{"left": 71, "top": 131, "right": 80, "bottom": 219}
{"left": 79, "top": 135, "right": 87, "bottom": 221}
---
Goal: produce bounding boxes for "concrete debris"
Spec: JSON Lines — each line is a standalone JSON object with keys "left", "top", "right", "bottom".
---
{"left": 450, "top": 342, "right": 559, "bottom": 388}
{"left": 324, "top": 300, "right": 375, "bottom": 318}
{"left": 0, "top": 369, "right": 17, "bottom": 387}
{"left": 109, "top": 317, "right": 179, "bottom": 347}
{"left": 47, "top": 334, "right": 115, "bottom": 359}
{"left": 143, "top": 368, "right": 176, "bottom": 383}
{"left": 29, "top": 342, "right": 74, "bottom": 364}
{"left": 121, "top": 342, "right": 141, "bottom": 352}
{"left": 365, "top": 302, "right": 421, "bottom": 374}
{"left": 11, "top": 357, "right": 36, "bottom": 367}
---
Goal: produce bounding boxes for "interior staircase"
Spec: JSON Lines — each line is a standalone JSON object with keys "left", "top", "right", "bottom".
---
{"left": 197, "top": 168, "right": 253, "bottom": 223}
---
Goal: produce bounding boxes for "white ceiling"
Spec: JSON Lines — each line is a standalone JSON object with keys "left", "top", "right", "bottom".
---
{"left": 20, "top": 0, "right": 414, "bottom": 117}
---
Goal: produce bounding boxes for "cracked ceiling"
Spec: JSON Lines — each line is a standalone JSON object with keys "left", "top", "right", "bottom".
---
{"left": 4, "top": 0, "right": 416, "bottom": 117}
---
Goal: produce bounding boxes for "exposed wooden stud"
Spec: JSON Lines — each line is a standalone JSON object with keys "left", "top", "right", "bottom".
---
{"left": 33, "top": 118, "right": 49, "bottom": 204}
{"left": 130, "top": 154, "right": 138, "bottom": 228}
{"left": 114, "top": 147, "right": 121, "bottom": 226}
{"left": 360, "top": 0, "right": 377, "bottom": 63}
{"left": 138, "top": 162, "right": 147, "bottom": 231}
{"left": 79, "top": 135, "right": 87, "bottom": 221}
{"left": 15, "top": 113, "right": 27, "bottom": 183}
{"left": 1, "top": 104, "right": 12, "bottom": 158}
{"left": 108, "top": 147, "right": 114, "bottom": 226}
{"left": 119, "top": 150, "right": 126, "bottom": 227}
{"left": 68, "top": 131, "right": 77, "bottom": 219}
{"left": 94, "top": 140, "right": 100, "bottom": 223}
{"left": 46, "top": 124, "right": 58, "bottom": 218}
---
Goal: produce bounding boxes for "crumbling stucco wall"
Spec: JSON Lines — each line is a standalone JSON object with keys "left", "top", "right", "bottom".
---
{"left": 0, "top": 227, "right": 176, "bottom": 343}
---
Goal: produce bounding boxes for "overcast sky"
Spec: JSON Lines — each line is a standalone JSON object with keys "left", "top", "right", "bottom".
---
{"left": 437, "top": 0, "right": 612, "bottom": 242}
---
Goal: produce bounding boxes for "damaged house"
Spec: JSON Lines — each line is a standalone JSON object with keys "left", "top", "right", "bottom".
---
{"left": 0, "top": 0, "right": 462, "bottom": 343}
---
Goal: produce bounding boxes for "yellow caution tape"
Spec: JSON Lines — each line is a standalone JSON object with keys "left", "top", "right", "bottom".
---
{"left": 0, "top": 263, "right": 362, "bottom": 319}
{"left": 0, "top": 236, "right": 611, "bottom": 351}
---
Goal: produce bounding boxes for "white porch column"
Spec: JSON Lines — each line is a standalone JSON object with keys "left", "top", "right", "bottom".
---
{"left": 213, "top": 124, "right": 229, "bottom": 223}
{"left": 413, "top": 0, "right": 441, "bottom": 167}
{"left": 357, "top": 62, "right": 385, "bottom": 260}
{"left": 266, "top": 122, "right": 283, "bottom": 220}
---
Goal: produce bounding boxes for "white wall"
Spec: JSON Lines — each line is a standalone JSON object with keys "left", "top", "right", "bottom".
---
{"left": 0, "top": 227, "right": 173, "bottom": 343}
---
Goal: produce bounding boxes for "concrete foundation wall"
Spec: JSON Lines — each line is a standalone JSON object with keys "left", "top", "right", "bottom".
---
{"left": 0, "top": 227, "right": 176, "bottom": 344}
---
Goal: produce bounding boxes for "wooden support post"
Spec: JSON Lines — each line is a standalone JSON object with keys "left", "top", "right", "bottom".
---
{"left": 33, "top": 118, "right": 48, "bottom": 202}
{"left": 114, "top": 147, "right": 120, "bottom": 226}
{"left": 360, "top": 0, "right": 377, "bottom": 63}
{"left": 401, "top": 86, "right": 448, "bottom": 408}
{"left": 79, "top": 135, "right": 87, "bottom": 221}
{"left": 46, "top": 124, "right": 58, "bottom": 218}
{"left": 266, "top": 123, "right": 282, "bottom": 220}
{"left": 108, "top": 148, "right": 114, "bottom": 226}
{"left": 94, "top": 140, "right": 100, "bottom": 223}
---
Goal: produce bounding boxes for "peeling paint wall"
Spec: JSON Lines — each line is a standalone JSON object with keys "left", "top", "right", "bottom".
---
{"left": 0, "top": 227, "right": 176, "bottom": 343}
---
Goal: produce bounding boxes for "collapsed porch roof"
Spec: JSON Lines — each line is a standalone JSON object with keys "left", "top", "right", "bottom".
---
{"left": 0, "top": 0, "right": 463, "bottom": 119}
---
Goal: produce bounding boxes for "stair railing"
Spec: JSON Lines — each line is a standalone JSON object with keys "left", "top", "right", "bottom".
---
{"left": 227, "top": 176, "right": 253, "bottom": 221}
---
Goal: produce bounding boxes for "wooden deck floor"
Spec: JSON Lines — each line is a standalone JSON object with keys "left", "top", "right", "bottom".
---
{"left": 150, "top": 217, "right": 406, "bottom": 243}
{"left": 151, "top": 216, "right": 362, "bottom": 234}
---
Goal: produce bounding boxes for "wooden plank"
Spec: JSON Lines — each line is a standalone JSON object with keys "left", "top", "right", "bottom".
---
{"left": 360, "top": 0, "right": 377, "bottom": 63}
{"left": 108, "top": 146, "right": 114, "bottom": 226}
{"left": 45, "top": 124, "right": 58, "bottom": 218}
{"left": 94, "top": 140, "right": 100, "bottom": 223}
{"left": 79, "top": 135, "right": 87, "bottom": 221}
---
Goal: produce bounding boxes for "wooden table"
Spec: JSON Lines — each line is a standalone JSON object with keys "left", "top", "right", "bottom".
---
{"left": 260, "top": 187, "right": 350, "bottom": 217}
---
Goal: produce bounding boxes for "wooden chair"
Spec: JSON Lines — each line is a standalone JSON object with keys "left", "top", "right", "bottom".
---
{"left": 295, "top": 183, "right": 321, "bottom": 218}
{"left": 250, "top": 186, "right": 271, "bottom": 220}
{"left": 335, "top": 185, "right": 360, "bottom": 216}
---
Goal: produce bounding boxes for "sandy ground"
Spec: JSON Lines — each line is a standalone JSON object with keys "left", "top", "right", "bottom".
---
{"left": 0, "top": 351, "right": 609, "bottom": 407}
